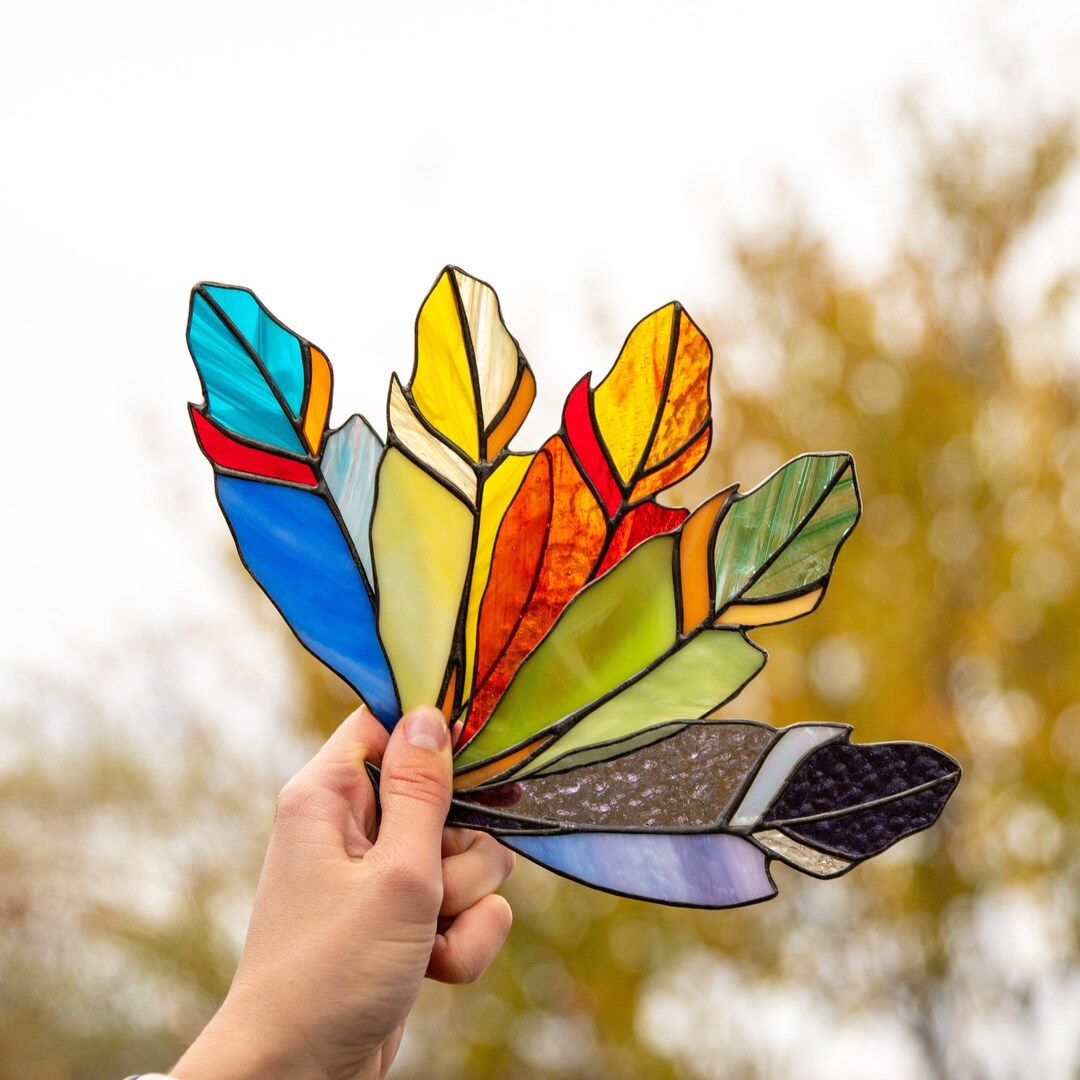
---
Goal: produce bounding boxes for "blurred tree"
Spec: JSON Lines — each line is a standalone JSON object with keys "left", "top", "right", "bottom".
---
{"left": 1, "top": 104, "right": 1077, "bottom": 1079}
{"left": 379, "top": 104, "right": 1080, "bottom": 1080}
{"left": 0, "top": 627, "right": 290, "bottom": 1079}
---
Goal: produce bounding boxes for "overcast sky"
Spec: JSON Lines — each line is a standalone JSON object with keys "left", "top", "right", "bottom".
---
{"left": 3, "top": 0, "right": 1078, "bottom": 681}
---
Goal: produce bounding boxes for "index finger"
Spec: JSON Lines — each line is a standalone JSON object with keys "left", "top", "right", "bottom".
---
{"left": 286, "top": 703, "right": 392, "bottom": 845}
{"left": 309, "top": 702, "right": 391, "bottom": 774}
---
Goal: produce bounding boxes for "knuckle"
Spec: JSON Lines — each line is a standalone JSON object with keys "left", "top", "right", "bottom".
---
{"left": 456, "top": 961, "right": 482, "bottom": 985}
{"left": 474, "top": 834, "right": 516, "bottom": 881}
{"left": 472, "top": 831, "right": 497, "bottom": 856}
{"left": 442, "top": 949, "right": 479, "bottom": 984}
{"left": 442, "top": 826, "right": 473, "bottom": 857}
{"left": 376, "top": 855, "right": 443, "bottom": 911}
{"left": 498, "top": 844, "right": 517, "bottom": 878}
{"left": 274, "top": 776, "right": 315, "bottom": 827}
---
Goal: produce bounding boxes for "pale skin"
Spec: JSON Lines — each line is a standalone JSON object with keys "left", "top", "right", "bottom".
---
{"left": 172, "top": 705, "right": 516, "bottom": 1080}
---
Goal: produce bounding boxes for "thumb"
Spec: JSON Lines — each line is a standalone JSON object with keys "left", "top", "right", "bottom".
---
{"left": 374, "top": 706, "right": 453, "bottom": 898}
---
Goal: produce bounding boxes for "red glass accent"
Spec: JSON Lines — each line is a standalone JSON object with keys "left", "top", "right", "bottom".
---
{"left": 562, "top": 376, "right": 622, "bottom": 516}
{"left": 191, "top": 407, "right": 318, "bottom": 487}
{"left": 596, "top": 501, "right": 688, "bottom": 577}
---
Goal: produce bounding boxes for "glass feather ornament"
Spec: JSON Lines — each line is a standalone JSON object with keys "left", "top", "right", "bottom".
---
{"left": 187, "top": 267, "right": 960, "bottom": 908}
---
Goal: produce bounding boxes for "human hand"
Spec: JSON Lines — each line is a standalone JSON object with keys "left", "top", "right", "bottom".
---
{"left": 171, "top": 705, "right": 515, "bottom": 1080}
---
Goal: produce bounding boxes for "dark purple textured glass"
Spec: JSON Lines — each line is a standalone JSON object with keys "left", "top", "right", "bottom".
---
{"left": 764, "top": 742, "right": 960, "bottom": 859}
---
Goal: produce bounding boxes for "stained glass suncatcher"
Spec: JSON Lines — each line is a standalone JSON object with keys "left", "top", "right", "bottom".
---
{"left": 187, "top": 267, "right": 960, "bottom": 908}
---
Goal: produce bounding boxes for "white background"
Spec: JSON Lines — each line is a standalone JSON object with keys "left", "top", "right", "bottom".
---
{"left": 2, "top": 0, "right": 1078, "bottom": 679}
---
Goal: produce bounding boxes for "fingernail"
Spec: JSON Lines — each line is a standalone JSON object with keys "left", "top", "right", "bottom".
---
{"left": 404, "top": 708, "right": 449, "bottom": 752}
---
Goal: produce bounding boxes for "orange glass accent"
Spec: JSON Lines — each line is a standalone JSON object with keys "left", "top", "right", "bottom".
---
{"left": 595, "top": 501, "right": 687, "bottom": 577}
{"left": 486, "top": 365, "right": 535, "bottom": 458}
{"left": 642, "top": 310, "right": 712, "bottom": 472}
{"left": 304, "top": 345, "right": 332, "bottom": 454}
{"left": 715, "top": 586, "right": 824, "bottom": 627}
{"left": 631, "top": 422, "right": 711, "bottom": 502}
{"left": 592, "top": 305, "right": 676, "bottom": 485}
{"left": 440, "top": 662, "right": 459, "bottom": 720}
{"left": 463, "top": 436, "right": 606, "bottom": 742}
{"left": 678, "top": 488, "right": 736, "bottom": 632}
{"left": 452, "top": 736, "right": 549, "bottom": 789}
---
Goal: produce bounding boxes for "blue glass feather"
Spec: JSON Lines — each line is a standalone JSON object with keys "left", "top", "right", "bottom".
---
{"left": 489, "top": 832, "right": 775, "bottom": 907}
{"left": 216, "top": 477, "right": 399, "bottom": 726}
{"left": 187, "top": 282, "right": 399, "bottom": 729}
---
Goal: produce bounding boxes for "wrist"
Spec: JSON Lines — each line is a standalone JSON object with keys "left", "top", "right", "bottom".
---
{"left": 171, "top": 1004, "right": 288, "bottom": 1080}
{"left": 172, "top": 990, "right": 368, "bottom": 1080}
